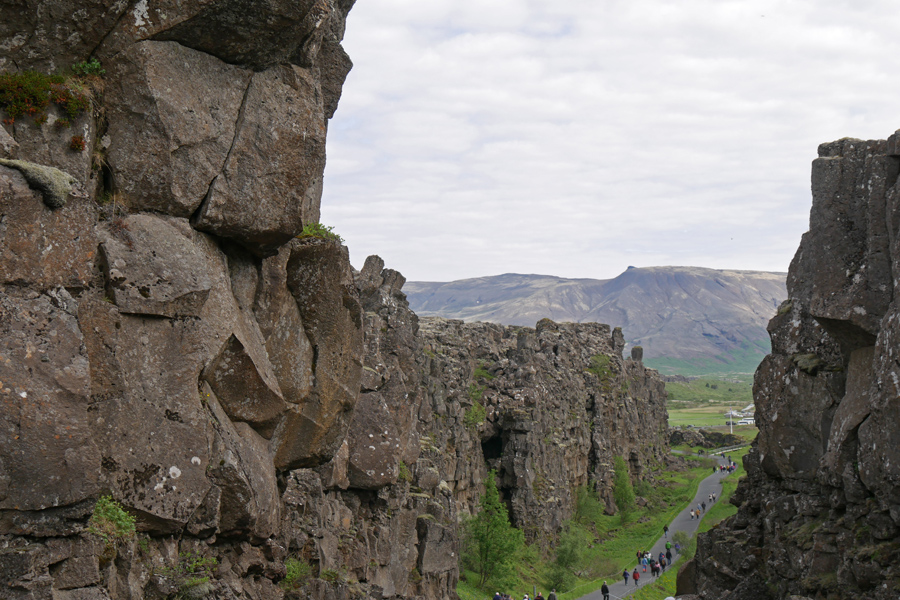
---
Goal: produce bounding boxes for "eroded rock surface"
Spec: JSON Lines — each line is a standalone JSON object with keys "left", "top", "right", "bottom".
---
{"left": 0, "top": 1, "right": 671, "bottom": 598}
{"left": 685, "top": 132, "right": 900, "bottom": 600}
{"left": 416, "top": 317, "right": 670, "bottom": 546}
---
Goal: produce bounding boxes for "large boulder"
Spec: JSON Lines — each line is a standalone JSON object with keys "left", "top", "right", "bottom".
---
{"left": 273, "top": 239, "right": 363, "bottom": 468}
{"left": 192, "top": 65, "right": 326, "bottom": 255}
{"left": 346, "top": 392, "right": 400, "bottom": 489}
{"left": 0, "top": 287, "right": 98, "bottom": 514}
{"left": 105, "top": 41, "right": 251, "bottom": 218}
{"left": 98, "top": 213, "right": 213, "bottom": 318}
{"left": 0, "top": 166, "right": 96, "bottom": 289}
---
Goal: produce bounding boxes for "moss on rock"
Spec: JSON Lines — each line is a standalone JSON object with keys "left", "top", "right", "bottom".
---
{"left": 0, "top": 158, "right": 76, "bottom": 208}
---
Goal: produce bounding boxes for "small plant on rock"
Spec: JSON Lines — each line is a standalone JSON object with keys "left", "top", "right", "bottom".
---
{"left": 398, "top": 460, "right": 412, "bottom": 482}
{"left": 280, "top": 557, "right": 312, "bottom": 590}
{"left": 88, "top": 495, "right": 136, "bottom": 547}
{"left": 70, "top": 134, "right": 86, "bottom": 152}
{"left": 296, "top": 222, "right": 344, "bottom": 243}
{"left": 320, "top": 568, "right": 343, "bottom": 583}
{"left": 71, "top": 58, "right": 106, "bottom": 77}
{"left": 473, "top": 363, "right": 494, "bottom": 380}
{"left": 464, "top": 401, "right": 486, "bottom": 429}
{"left": 88, "top": 495, "right": 136, "bottom": 562}
{"left": 161, "top": 551, "right": 218, "bottom": 599}
{"left": 0, "top": 70, "right": 90, "bottom": 126}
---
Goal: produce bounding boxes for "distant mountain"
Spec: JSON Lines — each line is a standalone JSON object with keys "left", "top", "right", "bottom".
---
{"left": 405, "top": 267, "right": 787, "bottom": 375}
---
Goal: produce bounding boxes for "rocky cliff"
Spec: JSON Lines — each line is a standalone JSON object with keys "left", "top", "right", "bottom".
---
{"left": 417, "top": 318, "right": 669, "bottom": 546}
{"left": 0, "top": 3, "right": 671, "bottom": 599}
{"left": 682, "top": 133, "right": 900, "bottom": 600}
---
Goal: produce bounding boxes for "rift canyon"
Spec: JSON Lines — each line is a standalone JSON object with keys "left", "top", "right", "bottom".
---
{"left": 0, "top": 3, "right": 898, "bottom": 600}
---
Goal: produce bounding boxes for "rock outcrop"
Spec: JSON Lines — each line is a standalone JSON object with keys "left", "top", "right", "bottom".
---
{"left": 417, "top": 319, "right": 669, "bottom": 544}
{"left": 0, "top": 2, "right": 671, "bottom": 599}
{"left": 684, "top": 133, "right": 900, "bottom": 600}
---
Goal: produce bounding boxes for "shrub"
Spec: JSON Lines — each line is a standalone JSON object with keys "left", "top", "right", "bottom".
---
{"left": 88, "top": 495, "right": 136, "bottom": 547}
{"left": 280, "top": 558, "right": 312, "bottom": 590}
{"left": 70, "top": 134, "right": 86, "bottom": 152}
{"left": 473, "top": 364, "right": 494, "bottom": 380}
{"left": 398, "top": 460, "right": 411, "bottom": 482}
{"left": 468, "top": 383, "right": 484, "bottom": 402}
{"left": 0, "top": 70, "right": 90, "bottom": 126}
{"left": 634, "top": 479, "right": 652, "bottom": 498}
{"left": 320, "top": 568, "right": 343, "bottom": 583}
{"left": 464, "top": 402, "right": 486, "bottom": 429}
{"left": 574, "top": 485, "right": 606, "bottom": 528}
{"left": 613, "top": 456, "right": 635, "bottom": 523}
{"left": 545, "top": 525, "right": 584, "bottom": 591}
{"left": 296, "top": 222, "right": 343, "bottom": 243}
{"left": 161, "top": 551, "right": 218, "bottom": 599}
{"left": 462, "top": 470, "right": 524, "bottom": 587}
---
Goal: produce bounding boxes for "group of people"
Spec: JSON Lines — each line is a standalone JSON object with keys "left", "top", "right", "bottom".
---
{"left": 493, "top": 590, "right": 556, "bottom": 600}
{"left": 689, "top": 496, "right": 713, "bottom": 520}
{"left": 715, "top": 456, "right": 738, "bottom": 474}
{"left": 620, "top": 545, "right": 677, "bottom": 589}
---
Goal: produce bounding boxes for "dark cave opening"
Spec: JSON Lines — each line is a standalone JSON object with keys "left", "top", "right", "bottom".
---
{"left": 481, "top": 434, "right": 503, "bottom": 461}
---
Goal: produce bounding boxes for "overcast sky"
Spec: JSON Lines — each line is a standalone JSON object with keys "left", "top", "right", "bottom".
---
{"left": 320, "top": 0, "right": 900, "bottom": 283}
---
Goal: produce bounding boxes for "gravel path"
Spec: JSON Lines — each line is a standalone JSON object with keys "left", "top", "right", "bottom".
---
{"left": 577, "top": 453, "right": 735, "bottom": 600}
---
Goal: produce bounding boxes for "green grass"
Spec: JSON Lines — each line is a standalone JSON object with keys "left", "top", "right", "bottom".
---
{"left": 457, "top": 576, "right": 485, "bottom": 600}
{"left": 645, "top": 339, "right": 770, "bottom": 376}
{"left": 665, "top": 375, "right": 756, "bottom": 429}
{"left": 556, "top": 458, "right": 714, "bottom": 600}
{"left": 456, "top": 454, "right": 733, "bottom": 600}
{"left": 457, "top": 459, "right": 716, "bottom": 600}
{"left": 698, "top": 477, "right": 740, "bottom": 535}
{"left": 665, "top": 376, "right": 754, "bottom": 406}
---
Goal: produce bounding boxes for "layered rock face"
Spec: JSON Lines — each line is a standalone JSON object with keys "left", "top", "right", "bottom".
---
{"left": 684, "top": 133, "right": 900, "bottom": 600}
{"left": 417, "top": 319, "right": 669, "bottom": 545}
{"left": 0, "top": 3, "right": 671, "bottom": 599}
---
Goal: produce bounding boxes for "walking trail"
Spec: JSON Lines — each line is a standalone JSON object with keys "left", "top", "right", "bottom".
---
{"left": 577, "top": 452, "right": 734, "bottom": 600}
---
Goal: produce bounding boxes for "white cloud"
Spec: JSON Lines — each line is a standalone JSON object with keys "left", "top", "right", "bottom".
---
{"left": 321, "top": 0, "right": 900, "bottom": 282}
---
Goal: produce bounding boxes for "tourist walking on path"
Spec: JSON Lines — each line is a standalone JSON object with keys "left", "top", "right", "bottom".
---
{"left": 600, "top": 582, "right": 609, "bottom": 600}
{"left": 632, "top": 568, "right": 640, "bottom": 586}
{"left": 578, "top": 451, "right": 730, "bottom": 600}
{"left": 663, "top": 524, "right": 668, "bottom": 538}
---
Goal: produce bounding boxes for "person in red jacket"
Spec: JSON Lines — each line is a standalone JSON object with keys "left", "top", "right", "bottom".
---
{"left": 633, "top": 568, "right": 640, "bottom": 585}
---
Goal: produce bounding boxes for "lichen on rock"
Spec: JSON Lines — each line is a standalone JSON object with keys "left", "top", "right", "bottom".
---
{"left": 0, "top": 158, "right": 76, "bottom": 208}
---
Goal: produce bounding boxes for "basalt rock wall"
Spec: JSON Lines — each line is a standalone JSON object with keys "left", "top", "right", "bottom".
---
{"left": 684, "top": 133, "right": 900, "bottom": 600}
{"left": 417, "top": 319, "right": 669, "bottom": 547}
{"left": 0, "top": 3, "right": 670, "bottom": 599}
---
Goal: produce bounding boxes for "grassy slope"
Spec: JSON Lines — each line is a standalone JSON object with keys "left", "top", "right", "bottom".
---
{"left": 665, "top": 376, "right": 756, "bottom": 429}
{"left": 458, "top": 456, "right": 717, "bottom": 599}
{"left": 644, "top": 339, "right": 770, "bottom": 377}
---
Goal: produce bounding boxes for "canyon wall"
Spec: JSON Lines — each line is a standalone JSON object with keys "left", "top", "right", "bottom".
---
{"left": 683, "top": 133, "right": 900, "bottom": 600}
{"left": 0, "top": 3, "right": 670, "bottom": 599}
{"left": 417, "top": 318, "right": 669, "bottom": 546}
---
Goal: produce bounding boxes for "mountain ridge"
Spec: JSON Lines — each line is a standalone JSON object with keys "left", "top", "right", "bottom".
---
{"left": 406, "top": 266, "right": 788, "bottom": 374}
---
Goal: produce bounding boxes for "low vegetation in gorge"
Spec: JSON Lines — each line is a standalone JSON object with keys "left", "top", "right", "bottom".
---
{"left": 457, "top": 453, "right": 721, "bottom": 600}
